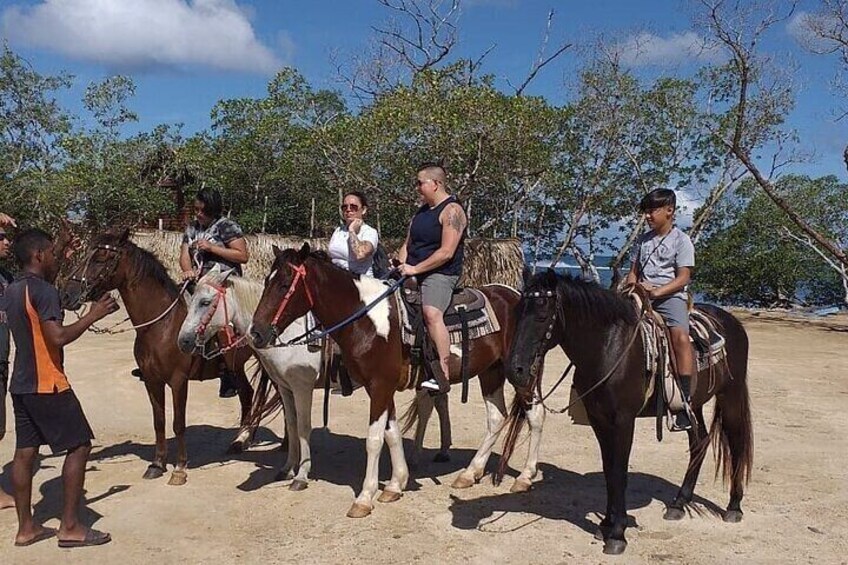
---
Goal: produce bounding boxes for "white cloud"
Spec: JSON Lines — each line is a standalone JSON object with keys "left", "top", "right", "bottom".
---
{"left": 1, "top": 0, "right": 284, "bottom": 74}
{"left": 615, "top": 31, "right": 725, "bottom": 68}
{"left": 787, "top": 11, "right": 843, "bottom": 52}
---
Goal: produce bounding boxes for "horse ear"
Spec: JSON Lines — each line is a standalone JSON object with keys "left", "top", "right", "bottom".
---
{"left": 220, "top": 267, "right": 236, "bottom": 283}
{"left": 118, "top": 227, "right": 130, "bottom": 244}
{"left": 272, "top": 244, "right": 283, "bottom": 258}
{"left": 297, "top": 242, "right": 310, "bottom": 262}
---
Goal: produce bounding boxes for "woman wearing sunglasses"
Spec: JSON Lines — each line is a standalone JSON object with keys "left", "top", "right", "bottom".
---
{"left": 328, "top": 192, "right": 379, "bottom": 276}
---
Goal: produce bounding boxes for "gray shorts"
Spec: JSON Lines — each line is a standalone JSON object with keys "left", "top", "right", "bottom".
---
{"left": 419, "top": 273, "right": 460, "bottom": 313}
{"left": 652, "top": 296, "right": 689, "bottom": 332}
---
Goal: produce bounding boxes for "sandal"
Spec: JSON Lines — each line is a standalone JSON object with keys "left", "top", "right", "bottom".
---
{"left": 58, "top": 528, "right": 111, "bottom": 548}
{"left": 15, "top": 527, "right": 57, "bottom": 547}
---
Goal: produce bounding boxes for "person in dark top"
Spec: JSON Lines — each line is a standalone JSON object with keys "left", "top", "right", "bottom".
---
{"left": 0, "top": 212, "right": 16, "bottom": 510}
{"left": 179, "top": 187, "right": 249, "bottom": 398}
{"left": 6, "top": 229, "right": 118, "bottom": 547}
{"left": 398, "top": 163, "right": 468, "bottom": 393}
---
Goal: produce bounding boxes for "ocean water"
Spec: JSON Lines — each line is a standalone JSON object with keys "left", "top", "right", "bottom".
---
{"left": 532, "top": 254, "right": 616, "bottom": 288}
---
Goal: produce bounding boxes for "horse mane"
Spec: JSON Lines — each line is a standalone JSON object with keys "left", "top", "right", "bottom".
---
{"left": 556, "top": 274, "right": 636, "bottom": 327}
{"left": 228, "top": 275, "right": 265, "bottom": 314}
{"left": 93, "top": 233, "right": 180, "bottom": 298}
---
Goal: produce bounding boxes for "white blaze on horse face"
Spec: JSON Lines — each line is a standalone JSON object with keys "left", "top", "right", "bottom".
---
{"left": 352, "top": 278, "right": 391, "bottom": 340}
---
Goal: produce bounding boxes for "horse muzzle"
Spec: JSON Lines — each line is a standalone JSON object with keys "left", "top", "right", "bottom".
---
{"left": 248, "top": 323, "right": 275, "bottom": 350}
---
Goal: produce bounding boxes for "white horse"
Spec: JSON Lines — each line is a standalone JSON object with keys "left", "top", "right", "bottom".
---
{"left": 177, "top": 266, "right": 322, "bottom": 490}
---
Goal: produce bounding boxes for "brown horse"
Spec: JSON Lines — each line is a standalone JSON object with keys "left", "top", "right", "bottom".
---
{"left": 60, "top": 229, "right": 260, "bottom": 486}
{"left": 500, "top": 270, "right": 753, "bottom": 554}
{"left": 250, "top": 244, "right": 545, "bottom": 518}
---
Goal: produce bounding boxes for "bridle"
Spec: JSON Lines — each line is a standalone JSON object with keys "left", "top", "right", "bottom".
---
{"left": 266, "top": 262, "right": 314, "bottom": 342}
{"left": 68, "top": 243, "right": 123, "bottom": 303}
{"left": 192, "top": 280, "right": 249, "bottom": 359}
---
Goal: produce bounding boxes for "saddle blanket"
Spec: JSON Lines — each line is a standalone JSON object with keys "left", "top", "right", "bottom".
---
{"left": 395, "top": 287, "right": 501, "bottom": 346}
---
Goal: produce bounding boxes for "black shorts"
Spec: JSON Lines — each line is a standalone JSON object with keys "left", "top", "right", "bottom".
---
{"left": 12, "top": 391, "right": 94, "bottom": 454}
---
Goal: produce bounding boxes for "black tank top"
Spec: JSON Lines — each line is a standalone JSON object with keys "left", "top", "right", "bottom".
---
{"left": 407, "top": 195, "right": 465, "bottom": 277}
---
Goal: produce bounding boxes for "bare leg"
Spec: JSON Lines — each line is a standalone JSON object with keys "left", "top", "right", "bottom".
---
{"left": 58, "top": 443, "right": 99, "bottom": 542}
{"left": 13, "top": 446, "right": 49, "bottom": 545}
{"left": 423, "top": 306, "right": 451, "bottom": 391}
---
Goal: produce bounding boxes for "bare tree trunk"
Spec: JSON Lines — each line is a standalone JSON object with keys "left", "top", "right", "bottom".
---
{"left": 262, "top": 195, "right": 269, "bottom": 233}
{"left": 531, "top": 203, "right": 547, "bottom": 275}
{"left": 310, "top": 197, "right": 316, "bottom": 237}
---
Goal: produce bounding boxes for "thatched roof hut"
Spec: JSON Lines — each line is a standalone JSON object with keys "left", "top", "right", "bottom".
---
{"left": 132, "top": 230, "right": 524, "bottom": 288}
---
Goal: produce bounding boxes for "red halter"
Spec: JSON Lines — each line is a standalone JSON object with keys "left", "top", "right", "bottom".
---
{"left": 196, "top": 281, "right": 236, "bottom": 346}
{"left": 270, "top": 263, "right": 314, "bottom": 328}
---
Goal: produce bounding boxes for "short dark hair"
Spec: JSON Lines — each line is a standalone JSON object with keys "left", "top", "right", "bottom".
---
{"left": 195, "top": 187, "right": 223, "bottom": 219}
{"left": 343, "top": 191, "right": 368, "bottom": 208}
{"left": 639, "top": 189, "right": 677, "bottom": 212}
{"left": 416, "top": 162, "right": 447, "bottom": 183}
{"left": 12, "top": 228, "right": 53, "bottom": 266}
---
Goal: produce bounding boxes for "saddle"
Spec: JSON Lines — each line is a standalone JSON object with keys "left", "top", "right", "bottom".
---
{"left": 397, "top": 278, "right": 501, "bottom": 401}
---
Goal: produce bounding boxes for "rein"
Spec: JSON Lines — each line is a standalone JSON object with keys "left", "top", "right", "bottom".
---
{"left": 266, "top": 262, "right": 406, "bottom": 348}
{"left": 525, "top": 286, "right": 649, "bottom": 415}
{"left": 191, "top": 280, "right": 250, "bottom": 359}
{"left": 71, "top": 243, "right": 189, "bottom": 335}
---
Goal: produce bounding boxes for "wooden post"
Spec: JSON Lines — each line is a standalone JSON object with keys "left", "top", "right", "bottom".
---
{"left": 262, "top": 195, "right": 269, "bottom": 233}
{"left": 310, "top": 198, "right": 316, "bottom": 237}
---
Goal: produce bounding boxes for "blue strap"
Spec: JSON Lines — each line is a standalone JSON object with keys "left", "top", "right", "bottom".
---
{"left": 283, "top": 275, "right": 407, "bottom": 346}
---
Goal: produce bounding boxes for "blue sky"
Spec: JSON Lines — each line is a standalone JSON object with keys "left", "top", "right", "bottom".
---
{"left": 2, "top": 0, "right": 845, "bottom": 186}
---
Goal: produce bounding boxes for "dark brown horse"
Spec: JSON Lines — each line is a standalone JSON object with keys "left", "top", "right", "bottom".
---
{"left": 60, "top": 229, "right": 261, "bottom": 485}
{"left": 500, "top": 270, "right": 753, "bottom": 555}
{"left": 250, "top": 244, "right": 544, "bottom": 517}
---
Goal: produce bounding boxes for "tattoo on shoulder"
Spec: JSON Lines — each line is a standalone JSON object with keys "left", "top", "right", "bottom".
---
{"left": 444, "top": 204, "right": 467, "bottom": 233}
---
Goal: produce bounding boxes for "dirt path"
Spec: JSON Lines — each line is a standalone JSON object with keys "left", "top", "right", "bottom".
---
{"left": 1, "top": 311, "right": 846, "bottom": 564}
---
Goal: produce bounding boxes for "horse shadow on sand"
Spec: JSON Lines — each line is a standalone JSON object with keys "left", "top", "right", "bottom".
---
{"left": 449, "top": 461, "right": 725, "bottom": 536}
{"left": 87, "top": 423, "right": 478, "bottom": 497}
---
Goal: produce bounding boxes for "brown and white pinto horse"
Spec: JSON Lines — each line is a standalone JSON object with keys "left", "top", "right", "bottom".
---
{"left": 250, "top": 244, "right": 545, "bottom": 518}
{"left": 60, "top": 229, "right": 261, "bottom": 486}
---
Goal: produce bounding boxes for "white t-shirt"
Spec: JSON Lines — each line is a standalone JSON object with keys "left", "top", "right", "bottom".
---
{"left": 328, "top": 223, "right": 379, "bottom": 276}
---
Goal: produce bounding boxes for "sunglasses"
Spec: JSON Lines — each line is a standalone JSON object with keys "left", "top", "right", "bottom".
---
{"left": 341, "top": 204, "right": 361, "bottom": 211}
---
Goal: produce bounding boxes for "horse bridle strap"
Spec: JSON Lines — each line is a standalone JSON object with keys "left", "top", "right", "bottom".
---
{"left": 270, "top": 263, "right": 314, "bottom": 328}
{"left": 70, "top": 244, "right": 123, "bottom": 299}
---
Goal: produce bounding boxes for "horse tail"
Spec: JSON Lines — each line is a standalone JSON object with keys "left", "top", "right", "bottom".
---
{"left": 399, "top": 395, "right": 420, "bottom": 436}
{"left": 494, "top": 396, "right": 527, "bottom": 486}
{"left": 708, "top": 372, "right": 754, "bottom": 488}
{"left": 246, "top": 368, "right": 283, "bottom": 430}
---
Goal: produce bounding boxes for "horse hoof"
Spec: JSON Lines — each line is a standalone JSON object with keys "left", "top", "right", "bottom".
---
{"left": 664, "top": 507, "right": 686, "bottom": 521}
{"left": 289, "top": 479, "right": 308, "bottom": 492}
{"left": 168, "top": 470, "right": 187, "bottom": 486}
{"left": 377, "top": 490, "right": 402, "bottom": 504}
{"left": 603, "top": 539, "right": 627, "bottom": 555}
{"left": 451, "top": 474, "right": 475, "bottom": 489}
{"left": 226, "top": 441, "right": 246, "bottom": 455}
{"left": 142, "top": 464, "right": 165, "bottom": 480}
{"left": 433, "top": 452, "right": 451, "bottom": 463}
{"left": 346, "top": 503, "right": 372, "bottom": 518}
{"left": 723, "top": 510, "right": 743, "bottom": 523}
{"left": 510, "top": 477, "right": 533, "bottom": 493}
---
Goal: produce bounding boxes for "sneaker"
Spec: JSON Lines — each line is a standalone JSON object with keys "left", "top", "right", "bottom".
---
{"left": 672, "top": 410, "right": 692, "bottom": 431}
{"left": 419, "top": 378, "right": 441, "bottom": 392}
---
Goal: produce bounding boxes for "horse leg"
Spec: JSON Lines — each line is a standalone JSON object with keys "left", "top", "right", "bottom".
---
{"left": 718, "top": 384, "right": 753, "bottom": 523}
{"left": 141, "top": 380, "right": 168, "bottom": 479}
{"left": 288, "top": 371, "right": 314, "bottom": 492}
{"left": 276, "top": 387, "right": 299, "bottom": 482}
{"left": 511, "top": 399, "right": 546, "bottom": 493}
{"left": 347, "top": 397, "right": 392, "bottom": 518}
{"left": 601, "top": 417, "right": 636, "bottom": 555}
{"left": 409, "top": 391, "right": 435, "bottom": 471}
{"left": 378, "top": 400, "right": 409, "bottom": 504}
{"left": 228, "top": 364, "right": 255, "bottom": 454}
{"left": 664, "top": 406, "right": 708, "bottom": 520}
{"left": 452, "top": 382, "right": 506, "bottom": 489}
{"left": 168, "top": 377, "right": 189, "bottom": 486}
{"left": 433, "top": 391, "right": 452, "bottom": 463}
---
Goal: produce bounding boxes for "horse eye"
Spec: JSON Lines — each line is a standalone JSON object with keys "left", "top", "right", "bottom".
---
{"left": 199, "top": 299, "right": 212, "bottom": 307}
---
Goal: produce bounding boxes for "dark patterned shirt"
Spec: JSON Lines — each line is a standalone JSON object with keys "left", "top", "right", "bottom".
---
{"left": 182, "top": 217, "right": 245, "bottom": 276}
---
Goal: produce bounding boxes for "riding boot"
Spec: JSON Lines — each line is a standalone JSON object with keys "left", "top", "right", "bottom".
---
{"left": 218, "top": 360, "right": 238, "bottom": 399}
{"left": 672, "top": 374, "right": 692, "bottom": 431}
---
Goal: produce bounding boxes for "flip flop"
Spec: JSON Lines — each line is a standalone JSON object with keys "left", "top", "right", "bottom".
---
{"left": 15, "top": 527, "right": 57, "bottom": 547}
{"left": 58, "top": 529, "right": 111, "bottom": 548}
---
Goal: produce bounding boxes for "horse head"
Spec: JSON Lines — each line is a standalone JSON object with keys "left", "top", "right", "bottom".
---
{"left": 60, "top": 228, "right": 131, "bottom": 311}
{"left": 506, "top": 268, "right": 562, "bottom": 401}
{"left": 250, "top": 242, "right": 313, "bottom": 349}
{"left": 177, "top": 264, "right": 237, "bottom": 354}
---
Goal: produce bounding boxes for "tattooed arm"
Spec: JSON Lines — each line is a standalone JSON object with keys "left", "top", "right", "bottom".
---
{"left": 348, "top": 223, "right": 375, "bottom": 261}
{"left": 400, "top": 202, "right": 466, "bottom": 275}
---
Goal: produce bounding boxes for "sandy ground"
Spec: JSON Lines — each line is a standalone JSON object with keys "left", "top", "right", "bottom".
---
{"left": 0, "top": 309, "right": 846, "bottom": 564}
